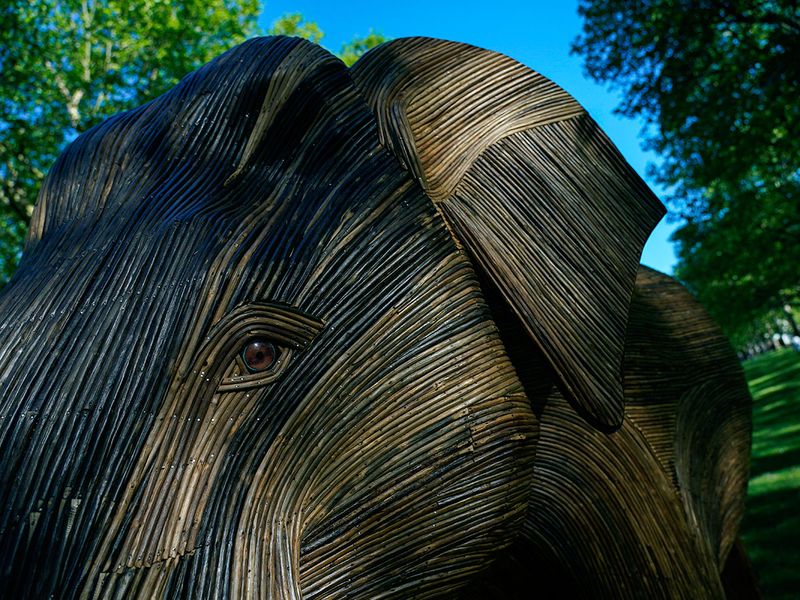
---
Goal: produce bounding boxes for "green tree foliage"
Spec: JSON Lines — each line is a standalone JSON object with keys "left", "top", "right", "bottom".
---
{"left": 0, "top": 2, "right": 385, "bottom": 285}
{"left": 267, "top": 12, "right": 324, "bottom": 44}
{"left": 572, "top": 0, "right": 800, "bottom": 346}
{"left": 338, "top": 30, "right": 387, "bottom": 66}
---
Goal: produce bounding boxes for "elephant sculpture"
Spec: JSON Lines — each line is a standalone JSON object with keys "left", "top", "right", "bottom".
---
{"left": 0, "top": 36, "right": 753, "bottom": 598}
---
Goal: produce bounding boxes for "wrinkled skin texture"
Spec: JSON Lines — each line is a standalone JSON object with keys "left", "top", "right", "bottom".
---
{"left": 0, "top": 37, "right": 752, "bottom": 599}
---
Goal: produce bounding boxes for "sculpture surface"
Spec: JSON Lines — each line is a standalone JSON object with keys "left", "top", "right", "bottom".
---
{"left": 0, "top": 37, "right": 752, "bottom": 598}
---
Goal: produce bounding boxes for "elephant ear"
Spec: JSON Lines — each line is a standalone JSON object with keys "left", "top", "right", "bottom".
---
{"left": 350, "top": 37, "right": 665, "bottom": 428}
{"left": 624, "top": 266, "right": 752, "bottom": 569}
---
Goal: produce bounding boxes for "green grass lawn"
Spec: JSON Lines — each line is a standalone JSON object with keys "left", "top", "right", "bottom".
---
{"left": 741, "top": 349, "right": 800, "bottom": 599}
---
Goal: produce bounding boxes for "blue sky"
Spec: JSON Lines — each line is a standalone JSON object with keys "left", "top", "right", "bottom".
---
{"left": 258, "top": 0, "right": 679, "bottom": 273}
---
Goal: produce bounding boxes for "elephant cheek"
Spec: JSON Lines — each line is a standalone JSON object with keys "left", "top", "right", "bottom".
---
{"left": 227, "top": 370, "right": 537, "bottom": 597}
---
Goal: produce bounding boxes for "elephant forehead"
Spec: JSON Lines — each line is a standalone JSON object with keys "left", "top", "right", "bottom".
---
{"left": 21, "top": 35, "right": 454, "bottom": 323}
{"left": 28, "top": 37, "right": 389, "bottom": 249}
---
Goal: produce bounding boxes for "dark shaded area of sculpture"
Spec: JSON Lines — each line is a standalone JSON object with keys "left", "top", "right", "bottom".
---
{"left": 0, "top": 36, "right": 754, "bottom": 598}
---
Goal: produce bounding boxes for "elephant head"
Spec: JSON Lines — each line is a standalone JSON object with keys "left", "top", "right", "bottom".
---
{"left": 0, "top": 36, "right": 752, "bottom": 599}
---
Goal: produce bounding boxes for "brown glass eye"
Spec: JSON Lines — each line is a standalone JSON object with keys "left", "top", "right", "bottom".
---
{"left": 242, "top": 340, "right": 277, "bottom": 372}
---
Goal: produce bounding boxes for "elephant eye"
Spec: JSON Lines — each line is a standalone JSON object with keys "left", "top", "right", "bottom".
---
{"left": 210, "top": 302, "right": 325, "bottom": 392}
{"left": 219, "top": 342, "right": 291, "bottom": 391}
{"left": 242, "top": 340, "right": 277, "bottom": 372}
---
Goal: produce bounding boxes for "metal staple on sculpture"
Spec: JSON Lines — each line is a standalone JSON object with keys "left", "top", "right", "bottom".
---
{"left": 0, "top": 36, "right": 753, "bottom": 598}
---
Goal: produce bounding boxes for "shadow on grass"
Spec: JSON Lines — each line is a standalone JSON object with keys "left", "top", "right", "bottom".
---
{"left": 741, "top": 349, "right": 800, "bottom": 600}
{"left": 742, "top": 487, "right": 800, "bottom": 598}
{"left": 750, "top": 448, "right": 800, "bottom": 477}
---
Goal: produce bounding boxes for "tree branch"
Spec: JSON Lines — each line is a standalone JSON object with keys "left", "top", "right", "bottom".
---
{"left": 44, "top": 60, "right": 84, "bottom": 129}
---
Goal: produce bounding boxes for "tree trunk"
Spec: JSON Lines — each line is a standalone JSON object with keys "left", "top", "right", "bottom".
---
{"left": 784, "top": 304, "right": 800, "bottom": 337}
